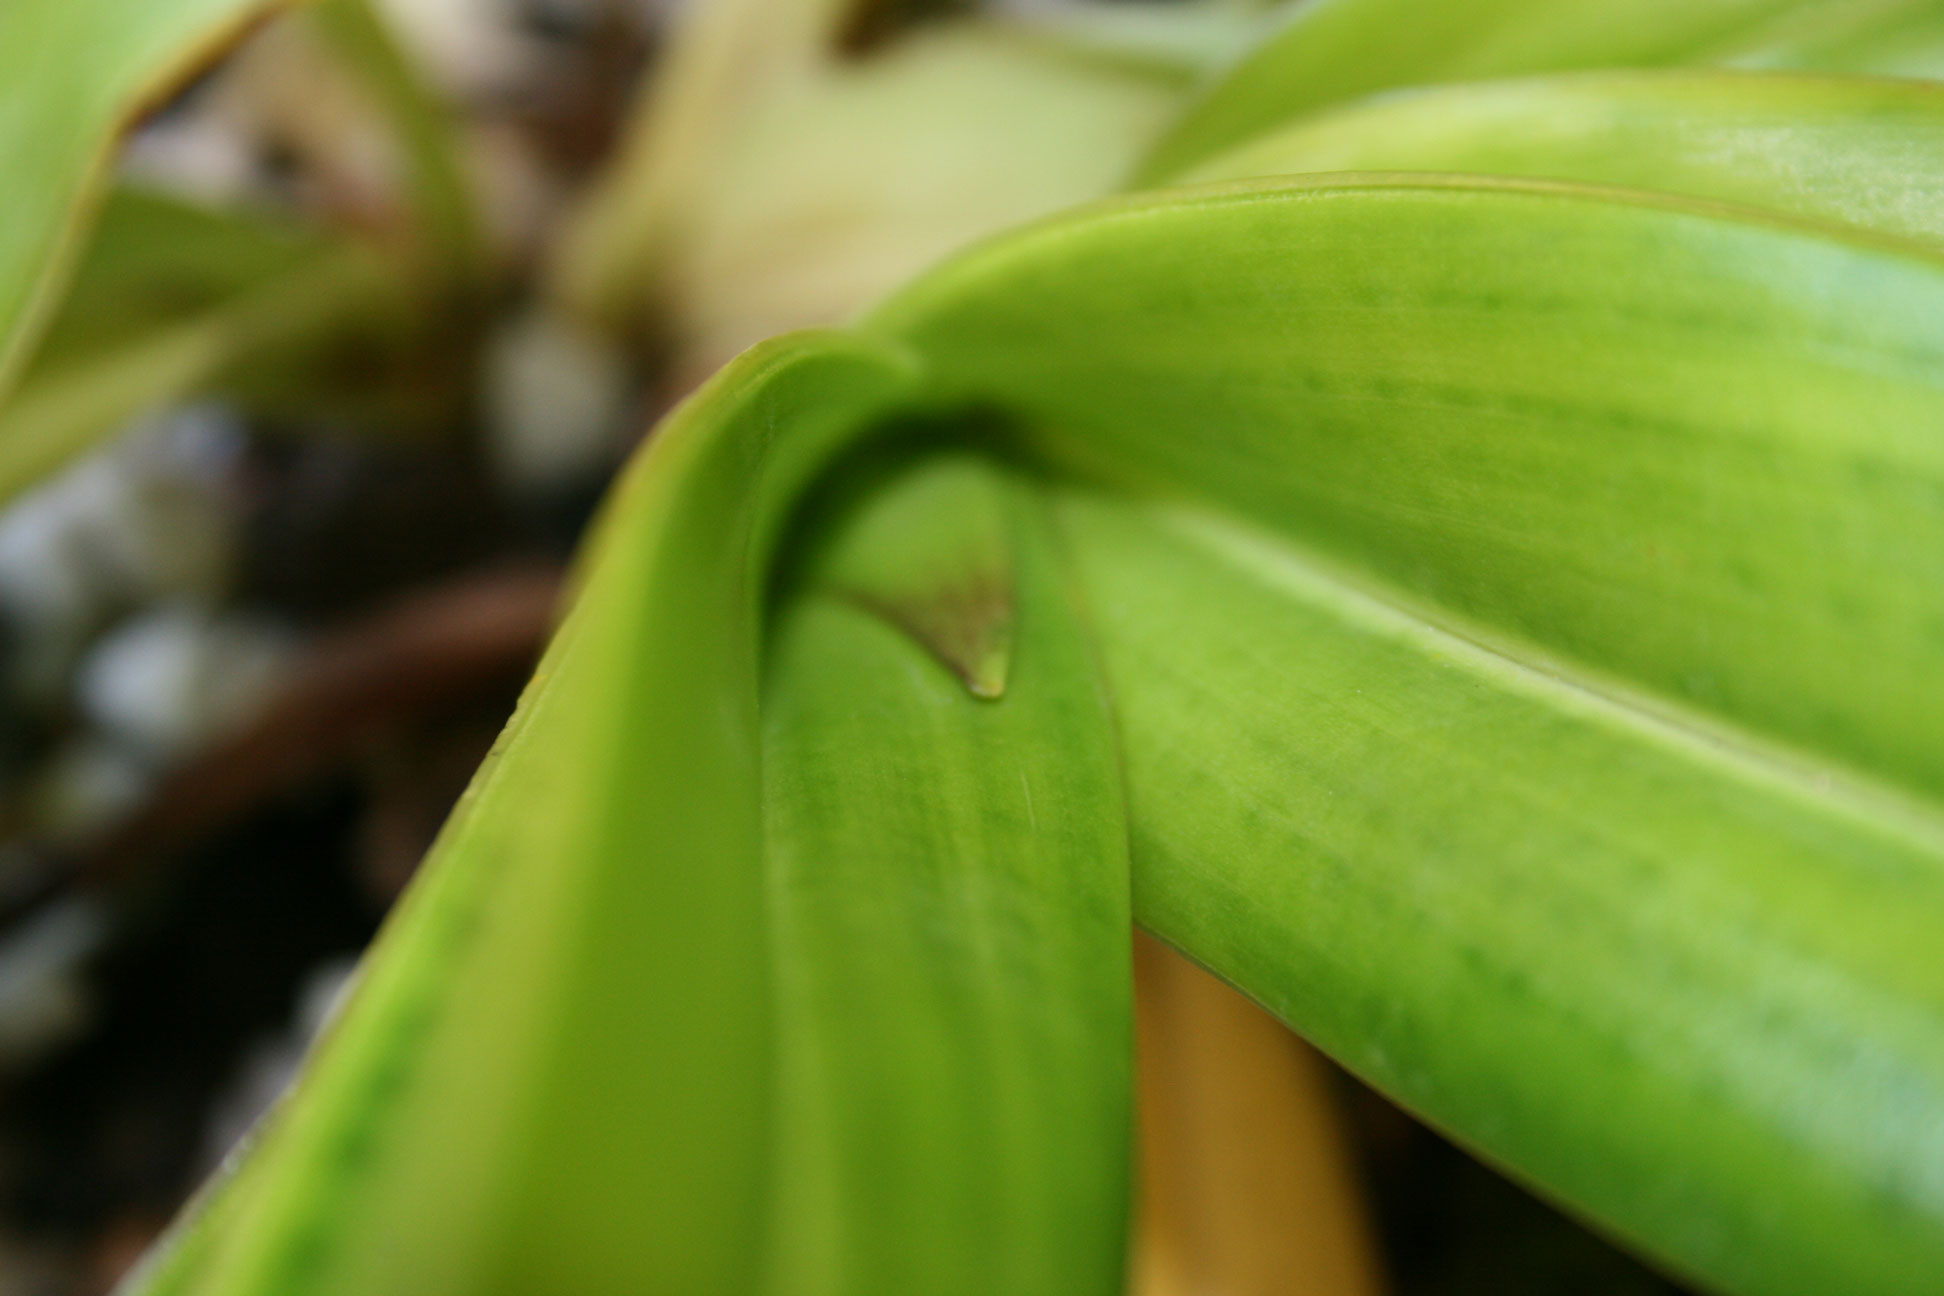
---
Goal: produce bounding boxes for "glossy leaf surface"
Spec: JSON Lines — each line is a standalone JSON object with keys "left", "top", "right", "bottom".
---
{"left": 1063, "top": 491, "right": 1944, "bottom": 1296}
{"left": 877, "top": 175, "right": 1944, "bottom": 802}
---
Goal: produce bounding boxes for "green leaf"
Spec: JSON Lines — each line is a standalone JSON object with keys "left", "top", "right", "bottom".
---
{"left": 1060, "top": 490, "right": 1944, "bottom": 1296}
{"left": 109, "top": 14, "right": 1944, "bottom": 1296}
{"left": 1134, "top": 0, "right": 1944, "bottom": 182}
{"left": 129, "top": 331, "right": 922, "bottom": 1296}
{"left": 0, "top": 0, "right": 285, "bottom": 400}
{"left": 796, "top": 449, "right": 1019, "bottom": 698}
{"left": 1180, "top": 70, "right": 1944, "bottom": 252}
{"left": 0, "top": 188, "right": 400, "bottom": 505}
{"left": 876, "top": 174, "right": 1944, "bottom": 801}
{"left": 870, "top": 173, "right": 1944, "bottom": 1291}
{"left": 762, "top": 450, "right": 1132, "bottom": 1294}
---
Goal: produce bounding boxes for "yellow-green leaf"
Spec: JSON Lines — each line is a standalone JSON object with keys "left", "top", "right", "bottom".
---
{"left": 131, "top": 331, "right": 922, "bottom": 1296}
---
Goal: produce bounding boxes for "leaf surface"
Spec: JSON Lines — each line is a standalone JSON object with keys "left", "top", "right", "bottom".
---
{"left": 1061, "top": 490, "right": 1944, "bottom": 1296}
{"left": 877, "top": 174, "right": 1944, "bottom": 802}
{"left": 130, "top": 331, "right": 922, "bottom": 1296}
{"left": 870, "top": 173, "right": 1944, "bottom": 1292}
{"left": 762, "top": 451, "right": 1132, "bottom": 1294}
{"left": 110, "top": 15, "right": 1944, "bottom": 1296}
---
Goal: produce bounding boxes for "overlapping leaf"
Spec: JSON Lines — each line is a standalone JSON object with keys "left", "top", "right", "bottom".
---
{"left": 91, "top": 5, "right": 1944, "bottom": 1296}
{"left": 866, "top": 170, "right": 1944, "bottom": 1293}
{"left": 0, "top": 0, "right": 476, "bottom": 507}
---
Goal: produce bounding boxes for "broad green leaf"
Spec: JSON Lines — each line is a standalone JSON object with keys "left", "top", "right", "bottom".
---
{"left": 107, "top": 12, "right": 1944, "bottom": 1296}
{"left": 129, "top": 331, "right": 922, "bottom": 1296}
{"left": 762, "top": 451, "right": 1132, "bottom": 1294}
{"left": 26, "top": 189, "right": 325, "bottom": 371}
{"left": 870, "top": 173, "right": 1944, "bottom": 1291}
{"left": 1134, "top": 0, "right": 1944, "bottom": 182}
{"left": 0, "top": 188, "right": 400, "bottom": 504}
{"left": 0, "top": 0, "right": 286, "bottom": 400}
{"left": 1060, "top": 490, "right": 1944, "bottom": 1296}
{"left": 1181, "top": 71, "right": 1944, "bottom": 252}
{"left": 876, "top": 174, "right": 1944, "bottom": 803}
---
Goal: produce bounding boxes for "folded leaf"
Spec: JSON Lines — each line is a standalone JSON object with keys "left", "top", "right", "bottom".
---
{"left": 871, "top": 172, "right": 1944, "bottom": 1291}
{"left": 763, "top": 450, "right": 1132, "bottom": 1294}
{"left": 113, "top": 13, "right": 1944, "bottom": 1296}
{"left": 877, "top": 174, "right": 1944, "bottom": 802}
{"left": 130, "top": 331, "right": 922, "bottom": 1296}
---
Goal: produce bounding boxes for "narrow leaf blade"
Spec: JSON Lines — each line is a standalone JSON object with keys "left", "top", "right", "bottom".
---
{"left": 762, "top": 451, "right": 1132, "bottom": 1294}
{"left": 129, "top": 331, "right": 921, "bottom": 1296}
